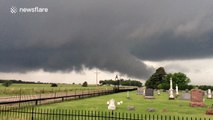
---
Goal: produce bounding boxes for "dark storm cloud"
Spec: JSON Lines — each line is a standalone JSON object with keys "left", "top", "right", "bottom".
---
{"left": 1, "top": 0, "right": 213, "bottom": 79}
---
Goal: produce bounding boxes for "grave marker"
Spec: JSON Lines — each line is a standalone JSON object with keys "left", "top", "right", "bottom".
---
{"left": 181, "top": 93, "right": 190, "bottom": 100}
{"left": 169, "top": 78, "right": 175, "bottom": 100}
{"left": 108, "top": 99, "right": 116, "bottom": 110}
{"left": 207, "top": 89, "right": 212, "bottom": 99}
{"left": 190, "top": 89, "right": 205, "bottom": 107}
{"left": 145, "top": 88, "right": 154, "bottom": 99}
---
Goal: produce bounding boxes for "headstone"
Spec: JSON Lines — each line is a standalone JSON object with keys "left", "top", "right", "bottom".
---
{"left": 145, "top": 88, "right": 154, "bottom": 99}
{"left": 137, "top": 87, "right": 144, "bottom": 95}
{"left": 157, "top": 90, "right": 160, "bottom": 96}
{"left": 190, "top": 89, "right": 205, "bottom": 107}
{"left": 127, "top": 106, "right": 135, "bottom": 110}
{"left": 175, "top": 84, "right": 179, "bottom": 96}
{"left": 108, "top": 99, "right": 116, "bottom": 110}
{"left": 204, "top": 91, "right": 207, "bottom": 96}
{"left": 181, "top": 93, "right": 190, "bottom": 100}
{"left": 143, "top": 88, "right": 146, "bottom": 95}
{"left": 185, "top": 89, "right": 189, "bottom": 93}
{"left": 206, "top": 104, "right": 213, "bottom": 115}
{"left": 147, "top": 108, "right": 156, "bottom": 112}
{"left": 169, "top": 78, "right": 175, "bottom": 100}
{"left": 206, "top": 110, "right": 213, "bottom": 115}
{"left": 207, "top": 89, "right": 212, "bottom": 99}
{"left": 127, "top": 91, "right": 130, "bottom": 99}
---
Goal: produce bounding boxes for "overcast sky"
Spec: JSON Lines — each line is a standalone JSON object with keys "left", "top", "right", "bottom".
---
{"left": 1, "top": 0, "right": 213, "bottom": 85}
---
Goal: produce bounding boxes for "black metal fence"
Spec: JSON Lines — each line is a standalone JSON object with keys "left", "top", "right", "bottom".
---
{"left": 0, "top": 107, "right": 211, "bottom": 120}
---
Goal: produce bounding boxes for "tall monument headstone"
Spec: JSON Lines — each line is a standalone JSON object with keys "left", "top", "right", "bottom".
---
{"left": 169, "top": 78, "right": 175, "bottom": 100}
{"left": 175, "top": 84, "right": 179, "bottom": 96}
{"left": 207, "top": 89, "right": 212, "bottom": 99}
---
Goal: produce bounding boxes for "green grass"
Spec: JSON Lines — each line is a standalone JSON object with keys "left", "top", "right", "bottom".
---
{"left": 37, "top": 91, "right": 213, "bottom": 118}
{"left": 0, "top": 83, "right": 112, "bottom": 96}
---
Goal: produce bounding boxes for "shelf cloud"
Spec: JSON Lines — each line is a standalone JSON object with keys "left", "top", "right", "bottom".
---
{"left": 1, "top": 0, "right": 213, "bottom": 79}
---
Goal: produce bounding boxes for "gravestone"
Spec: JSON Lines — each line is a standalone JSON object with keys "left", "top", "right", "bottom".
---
{"left": 181, "top": 93, "right": 190, "bottom": 100}
{"left": 190, "top": 89, "right": 205, "bottom": 107}
{"left": 157, "top": 90, "right": 160, "bottom": 96}
{"left": 145, "top": 88, "right": 154, "bottom": 99}
{"left": 137, "top": 87, "right": 144, "bottom": 95}
{"left": 175, "top": 84, "right": 179, "bottom": 96}
{"left": 108, "top": 99, "right": 116, "bottom": 110}
{"left": 127, "top": 106, "right": 135, "bottom": 110}
{"left": 127, "top": 91, "right": 130, "bottom": 99}
{"left": 147, "top": 108, "right": 156, "bottom": 112}
{"left": 204, "top": 91, "right": 207, "bottom": 96}
{"left": 206, "top": 110, "right": 213, "bottom": 115}
{"left": 169, "top": 78, "right": 175, "bottom": 100}
{"left": 207, "top": 89, "right": 212, "bottom": 99}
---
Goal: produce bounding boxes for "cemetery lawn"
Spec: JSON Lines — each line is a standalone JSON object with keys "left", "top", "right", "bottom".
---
{"left": 37, "top": 91, "right": 213, "bottom": 118}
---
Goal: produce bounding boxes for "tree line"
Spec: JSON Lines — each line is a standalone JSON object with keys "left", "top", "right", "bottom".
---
{"left": 99, "top": 79, "right": 142, "bottom": 87}
{"left": 0, "top": 79, "right": 39, "bottom": 84}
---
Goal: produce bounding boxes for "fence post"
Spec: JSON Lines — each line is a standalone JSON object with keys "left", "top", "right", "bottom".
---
{"left": 75, "top": 89, "right": 76, "bottom": 99}
{"left": 66, "top": 89, "right": 68, "bottom": 99}
{"left": 31, "top": 107, "right": 34, "bottom": 120}
{"left": 19, "top": 88, "right": 21, "bottom": 108}
{"left": 35, "top": 100, "right": 38, "bottom": 105}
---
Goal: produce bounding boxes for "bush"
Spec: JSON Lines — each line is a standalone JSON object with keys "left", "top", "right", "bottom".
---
{"left": 51, "top": 83, "right": 58, "bottom": 87}
{"left": 82, "top": 81, "right": 88, "bottom": 87}
{"left": 2, "top": 80, "right": 13, "bottom": 87}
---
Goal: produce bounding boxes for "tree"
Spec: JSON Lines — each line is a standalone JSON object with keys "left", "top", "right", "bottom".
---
{"left": 159, "top": 72, "right": 191, "bottom": 90}
{"left": 171, "top": 72, "right": 190, "bottom": 90}
{"left": 145, "top": 67, "right": 191, "bottom": 90}
{"left": 51, "top": 83, "right": 58, "bottom": 87}
{"left": 82, "top": 81, "right": 88, "bottom": 87}
{"left": 145, "top": 67, "right": 167, "bottom": 89}
{"left": 2, "top": 80, "right": 13, "bottom": 87}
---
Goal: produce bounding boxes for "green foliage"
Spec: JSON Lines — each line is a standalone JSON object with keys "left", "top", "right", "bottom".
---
{"left": 99, "top": 79, "right": 116, "bottom": 85}
{"left": 145, "top": 67, "right": 191, "bottom": 90}
{"left": 99, "top": 79, "right": 142, "bottom": 87}
{"left": 197, "top": 85, "right": 213, "bottom": 91}
{"left": 162, "top": 72, "right": 191, "bottom": 90}
{"left": 51, "top": 83, "right": 58, "bottom": 87}
{"left": 145, "top": 67, "right": 166, "bottom": 89}
{"left": 82, "top": 81, "right": 88, "bottom": 87}
{"left": 2, "top": 80, "right": 13, "bottom": 87}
